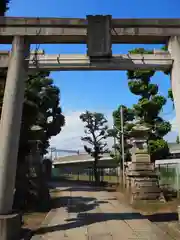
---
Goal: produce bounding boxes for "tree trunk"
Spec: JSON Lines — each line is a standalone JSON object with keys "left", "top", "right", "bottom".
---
{"left": 93, "top": 158, "right": 99, "bottom": 185}
{"left": 119, "top": 168, "right": 124, "bottom": 186}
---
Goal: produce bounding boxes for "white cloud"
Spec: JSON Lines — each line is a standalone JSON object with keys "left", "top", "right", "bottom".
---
{"left": 50, "top": 110, "right": 114, "bottom": 153}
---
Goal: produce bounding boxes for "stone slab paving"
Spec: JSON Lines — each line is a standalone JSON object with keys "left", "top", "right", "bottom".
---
{"left": 31, "top": 183, "right": 175, "bottom": 240}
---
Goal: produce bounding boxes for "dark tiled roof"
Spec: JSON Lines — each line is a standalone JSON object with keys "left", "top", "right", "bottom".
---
{"left": 54, "top": 143, "right": 180, "bottom": 163}
{"left": 168, "top": 143, "right": 180, "bottom": 153}
{"left": 54, "top": 153, "right": 111, "bottom": 163}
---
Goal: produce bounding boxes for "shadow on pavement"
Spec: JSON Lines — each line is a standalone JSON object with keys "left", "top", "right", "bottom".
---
{"left": 50, "top": 181, "right": 117, "bottom": 194}
{"left": 52, "top": 195, "right": 108, "bottom": 213}
{"left": 62, "top": 186, "right": 107, "bottom": 192}
{"left": 34, "top": 210, "right": 179, "bottom": 236}
{"left": 34, "top": 212, "right": 146, "bottom": 235}
{"left": 50, "top": 178, "right": 117, "bottom": 190}
{"left": 34, "top": 181, "right": 179, "bottom": 237}
{"left": 146, "top": 212, "right": 178, "bottom": 222}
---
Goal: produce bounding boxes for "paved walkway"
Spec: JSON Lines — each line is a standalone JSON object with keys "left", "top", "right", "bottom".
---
{"left": 32, "top": 183, "right": 175, "bottom": 240}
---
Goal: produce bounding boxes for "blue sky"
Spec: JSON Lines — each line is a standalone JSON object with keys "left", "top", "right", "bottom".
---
{"left": 3, "top": 0, "right": 180, "bottom": 150}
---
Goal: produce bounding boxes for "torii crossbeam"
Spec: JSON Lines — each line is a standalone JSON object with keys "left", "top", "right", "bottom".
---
{"left": 1, "top": 17, "right": 180, "bottom": 44}
{"left": 0, "top": 51, "right": 172, "bottom": 71}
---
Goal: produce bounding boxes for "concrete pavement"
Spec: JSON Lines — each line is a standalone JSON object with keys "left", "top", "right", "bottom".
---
{"left": 31, "top": 183, "right": 176, "bottom": 240}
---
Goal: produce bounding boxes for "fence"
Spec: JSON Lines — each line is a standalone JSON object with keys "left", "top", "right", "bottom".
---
{"left": 52, "top": 161, "right": 180, "bottom": 189}
{"left": 156, "top": 162, "right": 180, "bottom": 191}
{"left": 52, "top": 167, "right": 119, "bottom": 184}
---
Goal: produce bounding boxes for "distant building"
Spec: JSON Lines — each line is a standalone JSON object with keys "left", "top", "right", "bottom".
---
{"left": 168, "top": 143, "right": 180, "bottom": 158}
{"left": 155, "top": 143, "right": 180, "bottom": 166}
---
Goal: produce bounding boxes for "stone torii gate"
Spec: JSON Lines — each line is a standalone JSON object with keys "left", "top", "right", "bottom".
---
{"left": 0, "top": 15, "right": 180, "bottom": 238}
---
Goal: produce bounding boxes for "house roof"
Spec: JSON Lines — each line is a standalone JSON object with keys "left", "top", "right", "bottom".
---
{"left": 155, "top": 158, "right": 180, "bottom": 165}
{"left": 54, "top": 153, "right": 111, "bottom": 163}
{"left": 168, "top": 143, "right": 180, "bottom": 153}
{"left": 52, "top": 142, "right": 180, "bottom": 165}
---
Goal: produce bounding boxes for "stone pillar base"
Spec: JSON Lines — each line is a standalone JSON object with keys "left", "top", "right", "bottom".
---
{"left": 0, "top": 213, "right": 21, "bottom": 240}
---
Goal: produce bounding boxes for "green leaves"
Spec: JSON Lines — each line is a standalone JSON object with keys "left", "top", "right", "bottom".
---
{"left": 113, "top": 105, "right": 134, "bottom": 129}
{"left": 126, "top": 47, "right": 171, "bottom": 160}
{"left": 154, "top": 120, "right": 171, "bottom": 137}
{"left": 80, "top": 111, "right": 110, "bottom": 183}
{"left": 107, "top": 128, "right": 117, "bottom": 138}
{"left": 128, "top": 80, "right": 144, "bottom": 95}
{"left": 0, "top": 71, "right": 65, "bottom": 156}
{"left": 80, "top": 111, "right": 109, "bottom": 159}
{"left": 148, "top": 139, "right": 169, "bottom": 161}
{"left": 0, "top": 0, "right": 10, "bottom": 16}
{"left": 133, "top": 96, "right": 166, "bottom": 121}
{"left": 127, "top": 69, "right": 155, "bottom": 81}
{"left": 168, "top": 88, "right": 174, "bottom": 103}
{"left": 26, "top": 72, "right": 65, "bottom": 153}
{"left": 148, "top": 84, "right": 158, "bottom": 96}
{"left": 129, "top": 48, "right": 153, "bottom": 55}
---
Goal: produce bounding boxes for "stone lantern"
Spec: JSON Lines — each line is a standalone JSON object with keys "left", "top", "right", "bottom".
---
{"left": 129, "top": 123, "right": 151, "bottom": 163}
{"left": 126, "top": 122, "right": 161, "bottom": 202}
{"left": 27, "top": 125, "right": 43, "bottom": 178}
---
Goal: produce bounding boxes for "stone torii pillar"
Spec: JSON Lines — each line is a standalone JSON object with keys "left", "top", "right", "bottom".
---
{"left": 0, "top": 36, "right": 30, "bottom": 239}
{"left": 168, "top": 36, "right": 180, "bottom": 137}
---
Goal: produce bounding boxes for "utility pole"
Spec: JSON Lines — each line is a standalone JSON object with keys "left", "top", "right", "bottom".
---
{"left": 113, "top": 125, "right": 117, "bottom": 158}
{"left": 51, "top": 148, "right": 53, "bottom": 160}
{"left": 113, "top": 126, "right": 119, "bottom": 183}
{"left": 120, "top": 106, "right": 125, "bottom": 186}
{"left": 49, "top": 147, "right": 56, "bottom": 161}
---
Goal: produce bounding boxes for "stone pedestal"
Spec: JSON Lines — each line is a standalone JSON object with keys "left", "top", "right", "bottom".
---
{"left": 127, "top": 123, "right": 162, "bottom": 202}
{"left": 0, "top": 213, "right": 21, "bottom": 240}
{"left": 127, "top": 153, "right": 161, "bottom": 202}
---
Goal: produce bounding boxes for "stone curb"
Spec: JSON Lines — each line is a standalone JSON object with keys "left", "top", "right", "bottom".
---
{"left": 28, "top": 208, "right": 57, "bottom": 240}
